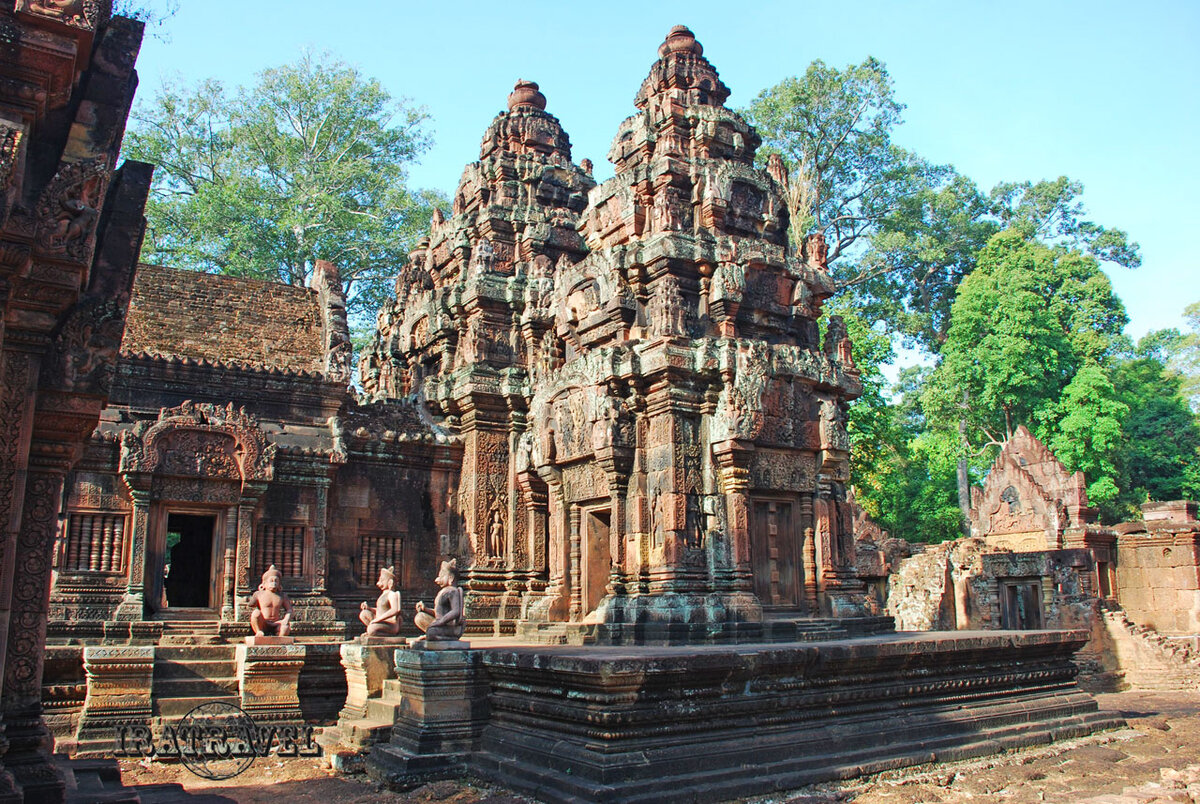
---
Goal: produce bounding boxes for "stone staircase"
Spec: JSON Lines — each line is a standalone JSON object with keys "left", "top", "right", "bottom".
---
{"left": 158, "top": 619, "right": 223, "bottom": 646}
{"left": 152, "top": 644, "right": 239, "bottom": 721}
{"left": 1099, "top": 605, "right": 1200, "bottom": 690}
{"left": 319, "top": 677, "right": 404, "bottom": 770}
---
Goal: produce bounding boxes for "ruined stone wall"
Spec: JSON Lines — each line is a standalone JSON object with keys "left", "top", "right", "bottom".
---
{"left": 1115, "top": 525, "right": 1200, "bottom": 635}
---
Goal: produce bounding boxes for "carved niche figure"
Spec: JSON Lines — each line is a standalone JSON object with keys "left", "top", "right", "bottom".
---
{"left": 20, "top": 0, "right": 94, "bottom": 27}
{"left": 468, "top": 237, "right": 496, "bottom": 279}
{"left": 249, "top": 565, "right": 293, "bottom": 637}
{"left": 824, "top": 314, "right": 854, "bottom": 368}
{"left": 413, "top": 559, "right": 466, "bottom": 643}
{"left": 649, "top": 276, "right": 687, "bottom": 337}
{"left": 819, "top": 396, "right": 850, "bottom": 454}
{"left": 359, "top": 565, "right": 403, "bottom": 636}
{"left": 486, "top": 509, "right": 506, "bottom": 558}
{"left": 790, "top": 275, "right": 813, "bottom": 318}
{"left": 710, "top": 260, "right": 745, "bottom": 305}
{"left": 524, "top": 254, "right": 555, "bottom": 320}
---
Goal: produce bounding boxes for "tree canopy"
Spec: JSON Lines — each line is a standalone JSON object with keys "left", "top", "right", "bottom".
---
{"left": 126, "top": 54, "right": 443, "bottom": 327}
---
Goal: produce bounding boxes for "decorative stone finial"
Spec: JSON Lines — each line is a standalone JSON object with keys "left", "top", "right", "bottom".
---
{"left": 658, "top": 25, "right": 702, "bottom": 58}
{"left": 508, "top": 79, "right": 547, "bottom": 111}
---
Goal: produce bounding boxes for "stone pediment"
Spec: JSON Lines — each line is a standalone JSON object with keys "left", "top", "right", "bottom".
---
{"left": 970, "top": 425, "right": 1093, "bottom": 548}
{"left": 118, "top": 400, "right": 275, "bottom": 483}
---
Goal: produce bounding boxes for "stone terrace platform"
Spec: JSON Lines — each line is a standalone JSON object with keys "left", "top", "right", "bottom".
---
{"left": 363, "top": 630, "right": 1122, "bottom": 803}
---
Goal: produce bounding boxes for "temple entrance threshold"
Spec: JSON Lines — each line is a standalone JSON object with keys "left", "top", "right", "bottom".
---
{"left": 161, "top": 513, "right": 218, "bottom": 613}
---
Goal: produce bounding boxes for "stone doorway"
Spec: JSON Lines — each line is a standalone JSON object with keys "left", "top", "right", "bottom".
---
{"left": 582, "top": 507, "right": 611, "bottom": 617}
{"left": 999, "top": 579, "right": 1044, "bottom": 629}
{"left": 751, "top": 499, "right": 803, "bottom": 607}
{"left": 161, "top": 512, "right": 219, "bottom": 613}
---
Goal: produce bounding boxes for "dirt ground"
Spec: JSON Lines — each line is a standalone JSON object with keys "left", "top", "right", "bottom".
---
{"left": 116, "top": 690, "right": 1200, "bottom": 803}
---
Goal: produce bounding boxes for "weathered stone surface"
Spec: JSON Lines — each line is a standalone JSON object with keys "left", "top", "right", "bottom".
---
{"left": 360, "top": 24, "right": 865, "bottom": 638}
{"left": 365, "top": 648, "right": 489, "bottom": 788}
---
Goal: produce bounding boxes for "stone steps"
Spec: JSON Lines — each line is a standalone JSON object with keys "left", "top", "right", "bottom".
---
{"left": 153, "top": 694, "right": 241, "bottom": 720}
{"left": 151, "top": 642, "right": 242, "bottom": 720}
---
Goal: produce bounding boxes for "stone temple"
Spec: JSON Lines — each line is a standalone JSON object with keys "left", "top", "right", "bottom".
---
{"left": 0, "top": 12, "right": 1129, "bottom": 803}
{"left": 361, "top": 24, "right": 868, "bottom": 640}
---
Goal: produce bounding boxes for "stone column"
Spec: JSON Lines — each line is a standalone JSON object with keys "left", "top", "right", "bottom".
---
{"left": 73, "top": 646, "right": 154, "bottom": 756}
{"left": 596, "top": 444, "right": 634, "bottom": 596}
{"left": 233, "top": 482, "right": 267, "bottom": 620}
{"left": 112, "top": 481, "right": 150, "bottom": 621}
{"left": 1, "top": 443, "right": 72, "bottom": 803}
{"left": 568, "top": 505, "right": 582, "bottom": 621}
{"left": 236, "top": 644, "right": 306, "bottom": 723}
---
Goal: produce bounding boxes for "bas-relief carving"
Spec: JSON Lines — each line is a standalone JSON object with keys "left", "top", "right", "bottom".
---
{"left": 16, "top": 0, "right": 101, "bottom": 29}
{"left": 35, "top": 158, "right": 109, "bottom": 263}
{"left": 118, "top": 401, "right": 275, "bottom": 483}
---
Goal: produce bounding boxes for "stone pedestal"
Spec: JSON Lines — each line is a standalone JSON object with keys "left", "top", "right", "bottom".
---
{"left": 244, "top": 635, "right": 295, "bottom": 646}
{"left": 365, "top": 648, "right": 488, "bottom": 789}
{"left": 72, "top": 646, "right": 154, "bottom": 758}
{"left": 338, "top": 643, "right": 396, "bottom": 721}
{"left": 318, "top": 643, "right": 404, "bottom": 769}
{"left": 235, "top": 644, "right": 305, "bottom": 723}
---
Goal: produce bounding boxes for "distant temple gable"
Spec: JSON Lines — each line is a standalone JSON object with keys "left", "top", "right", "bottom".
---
{"left": 970, "top": 425, "right": 1094, "bottom": 550}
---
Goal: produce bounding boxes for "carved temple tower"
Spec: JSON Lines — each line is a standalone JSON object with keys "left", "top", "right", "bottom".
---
{"left": 363, "top": 26, "right": 867, "bottom": 640}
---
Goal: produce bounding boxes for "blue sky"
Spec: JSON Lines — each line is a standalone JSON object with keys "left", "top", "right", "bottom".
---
{"left": 132, "top": 0, "right": 1199, "bottom": 341}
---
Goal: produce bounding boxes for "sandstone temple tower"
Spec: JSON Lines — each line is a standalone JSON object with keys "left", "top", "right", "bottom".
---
{"left": 363, "top": 25, "right": 867, "bottom": 639}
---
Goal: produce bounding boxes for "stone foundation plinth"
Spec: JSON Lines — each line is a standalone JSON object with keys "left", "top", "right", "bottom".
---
{"left": 365, "top": 648, "right": 489, "bottom": 788}
{"left": 72, "top": 646, "right": 155, "bottom": 757}
{"left": 470, "top": 631, "right": 1123, "bottom": 803}
{"left": 236, "top": 644, "right": 306, "bottom": 722}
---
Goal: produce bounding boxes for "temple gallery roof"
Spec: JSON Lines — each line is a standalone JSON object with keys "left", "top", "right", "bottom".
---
{"left": 122, "top": 264, "right": 326, "bottom": 374}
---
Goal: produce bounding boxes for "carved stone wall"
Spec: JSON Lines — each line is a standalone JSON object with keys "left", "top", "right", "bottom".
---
{"left": 0, "top": 2, "right": 153, "bottom": 798}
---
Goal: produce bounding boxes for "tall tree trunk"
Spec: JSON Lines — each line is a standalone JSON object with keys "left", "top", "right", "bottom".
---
{"left": 956, "top": 406, "right": 972, "bottom": 537}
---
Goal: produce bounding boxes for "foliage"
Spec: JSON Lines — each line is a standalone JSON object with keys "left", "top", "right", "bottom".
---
{"left": 742, "top": 58, "right": 936, "bottom": 265}
{"left": 1138, "top": 303, "right": 1200, "bottom": 413}
{"left": 126, "top": 53, "right": 443, "bottom": 328}
{"left": 1108, "top": 342, "right": 1200, "bottom": 514}
{"left": 746, "top": 59, "right": 1140, "bottom": 356}
{"left": 923, "top": 230, "right": 1127, "bottom": 445}
{"left": 1035, "top": 362, "right": 1128, "bottom": 510}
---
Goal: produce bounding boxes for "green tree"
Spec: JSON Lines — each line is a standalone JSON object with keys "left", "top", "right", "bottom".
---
{"left": 742, "top": 58, "right": 938, "bottom": 267}
{"left": 923, "top": 230, "right": 1129, "bottom": 520}
{"left": 1108, "top": 340, "right": 1200, "bottom": 512}
{"left": 1036, "top": 362, "right": 1129, "bottom": 511}
{"left": 126, "top": 53, "right": 443, "bottom": 326}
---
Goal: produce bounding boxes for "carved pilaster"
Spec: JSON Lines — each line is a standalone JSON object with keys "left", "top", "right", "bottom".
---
{"left": 568, "top": 505, "right": 582, "bottom": 621}
{"left": 2, "top": 445, "right": 72, "bottom": 803}
{"left": 112, "top": 481, "right": 149, "bottom": 621}
{"left": 234, "top": 482, "right": 268, "bottom": 619}
{"left": 712, "top": 439, "right": 754, "bottom": 593}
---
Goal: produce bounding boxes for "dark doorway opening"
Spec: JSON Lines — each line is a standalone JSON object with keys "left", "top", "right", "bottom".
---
{"left": 999, "top": 579, "right": 1044, "bottom": 630}
{"left": 164, "top": 513, "right": 215, "bottom": 609}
